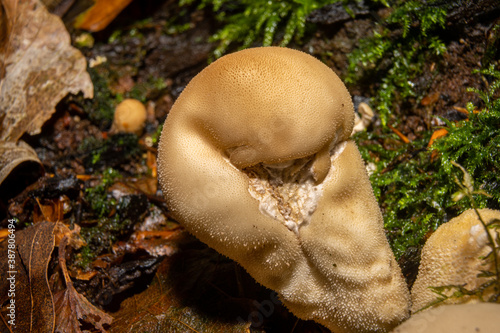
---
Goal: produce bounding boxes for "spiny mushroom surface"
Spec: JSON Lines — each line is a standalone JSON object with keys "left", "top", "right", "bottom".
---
{"left": 158, "top": 47, "right": 410, "bottom": 333}
{"left": 411, "top": 208, "right": 500, "bottom": 312}
{"left": 391, "top": 302, "right": 500, "bottom": 333}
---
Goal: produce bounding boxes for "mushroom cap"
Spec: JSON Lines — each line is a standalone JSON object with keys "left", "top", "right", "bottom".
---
{"left": 158, "top": 47, "right": 409, "bottom": 332}
{"left": 165, "top": 46, "right": 354, "bottom": 169}
{"left": 411, "top": 208, "right": 500, "bottom": 312}
{"left": 391, "top": 302, "right": 500, "bottom": 333}
{"left": 112, "top": 98, "right": 147, "bottom": 134}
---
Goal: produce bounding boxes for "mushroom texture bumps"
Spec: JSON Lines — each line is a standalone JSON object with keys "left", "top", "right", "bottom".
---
{"left": 411, "top": 209, "right": 500, "bottom": 312}
{"left": 157, "top": 47, "right": 410, "bottom": 332}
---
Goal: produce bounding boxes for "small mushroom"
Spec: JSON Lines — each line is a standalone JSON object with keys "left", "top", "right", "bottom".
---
{"left": 411, "top": 208, "right": 500, "bottom": 312}
{"left": 391, "top": 302, "right": 500, "bottom": 333}
{"left": 158, "top": 47, "right": 410, "bottom": 332}
{"left": 352, "top": 102, "right": 375, "bottom": 134}
{"left": 111, "top": 98, "right": 147, "bottom": 135}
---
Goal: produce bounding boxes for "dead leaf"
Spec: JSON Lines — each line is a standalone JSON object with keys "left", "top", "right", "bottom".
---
{"left": 110, "top": 252, "right": 249, "bottom": 333}
{"left": 124, "top": 176, "right": 158, "bottom": 196}
{"left": 33, "top": 195, "right": 75, "bottom": 224}
{"left": 74, "top": 270, "right": 98, "bottom": 281}
{"left": 0, "top": 228, "right": 9, "bottom": 243}
{"left": 0, "top": 0, "right": 93, "bottom": 142}
{"left": 54, "top": 236, "right": 113, "bottom": 333}
{"left": 74, "top": 0, "right": 133, "bottom": 32}
{"left": 420, "top": 92, "right": 440, "bottom": 106}
{"left": 428, "top": 128, "right": 449, "bottom": 147}
{"left": 387, "top": 124, "right": 411, "bottom": 143}
{"left": 0, "top": 221, "right": 57, "bottom": 333}
{"left": 114, "top": 228, "right": 184, "bottom": 257}
{"left": 0, "top": 140, "right": 42, "bottom": 185}
{"left": 53, "top": 283, "right": 113, "bottom": 333}
{"left": 453, "top": 105, "right": 469, "bottom": 115}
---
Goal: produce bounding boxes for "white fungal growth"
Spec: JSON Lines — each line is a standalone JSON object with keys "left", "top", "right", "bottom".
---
{"left": 246, "top": 142, "right": 347, "bottom": 235}
{"left": 246, "top": 157, "right": 321, "bottom": 234}
{"left": 468, "top": 223, "right": 488, "bottom": 248}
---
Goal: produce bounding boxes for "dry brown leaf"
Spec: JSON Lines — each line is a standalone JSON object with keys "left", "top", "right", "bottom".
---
{"left": 74, "top": 0, "right": 133, "bottom": 32}
{"left": 53, "top": 283, "right": 113, "bottom": 333}
{"left": 112, "top": 228, "right": 184, "bottom": 258}
{"left": 0, "top": 221, "right": 57, "bottom": 333}
{"left": 0, "top": 0, "right": 93, "bottom": 142}
{"left": 110, "top": 249, "right": 249, "bottom": 333}
{"left": 0, "top": 140, "right": 41, "bottom": 185}
{"left": 428, "top": 128, "right": 449, "bottom": 147}
{"left": 17, "top": 221, "right": 57, "bottom": 333}
{"left": 420, "top": 92, "right": 440, "bottom": 106}
{"left": 54, "top": 236, "right": 113, "bottom": 333}
{"left": 387, "top": 124, "right": 411, "bottom": 143}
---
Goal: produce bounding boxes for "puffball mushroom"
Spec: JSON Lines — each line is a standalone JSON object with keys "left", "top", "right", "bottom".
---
{"left": 157, "top": 47, "right": 410, "bottom": 332}
{"left": 411, "top": 208, "right": 500, "bottom": 312}
{"left": 391, "top": 302, "right": 500, "bottom": 333}
{"left": 111, "top": 98, "right": 147, "bottom": 135}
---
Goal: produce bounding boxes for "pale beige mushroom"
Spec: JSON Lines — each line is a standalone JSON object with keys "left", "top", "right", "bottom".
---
{"left": 158, "top": 47, "right": 410, "bottom": 332}
{"left": 391, "top": 302, "right": 500, "bottom": 333}
{"left": 411, "top": 208, "right": 500, "bottom": 312}
{"left": 352, "top": 102, "right": 375, "bottom": 134}
{"left": 111, "top": 98, "right": 147, "bottom": 135}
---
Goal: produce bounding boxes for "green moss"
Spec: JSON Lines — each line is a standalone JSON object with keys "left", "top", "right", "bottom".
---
{"left": 347, "top": 0, "right": 448, "bottom": 126}
{"left": 78, "top": 214, "right": 135, "bottom": 265}
{"left": 78, "top": 133, "right": 142, "bottom": 170}
{"left": 150, "top": 124, "right": 163, "bottom": 147}
{"left": 356, "top": 66, "right": 500, "bottom": 259}
{"left": 84, "top": 168, "right": 121, "bottom": 218}
{"left": 83, "top": 68, "right": 115, "bottom": 130}
{"left": 77, "top": 168, "right": 143, "bottom": 267}
{"left": 180, "top": 0, "right": 360, "bottom": 58}
{"left": 74, "top": 245, "right": 95, "bottom": 270}
{"left": 127, "top": 76, "right": 168, "bottom": 103}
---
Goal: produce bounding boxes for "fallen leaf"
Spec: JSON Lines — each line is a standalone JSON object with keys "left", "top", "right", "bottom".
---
{"left": 74, "top": 270, "right": 98, "bottom": 281}
{"left": 0, "top": 140, "right": 42, "bottom": 185}
{"left": 74, "top": 0, "right": 133, "bottom": 32}
{"left": 428, "top": 128, "right": 449, "bottom": 147}
{"left": 110, "top": 250, "right": 250, "bottom": 333}
{"left": 0, "top": 0, "right": 93, "bottom": 142}
{"left": 420, "top": 92, "right": 440, "bottom": 106}
{"left": 33, "top": 194, "right": 75, "bottom": 224}
{"left": 0, "top": 228, "right": 9, "bottom": 243}
{"left": 453, "top": 105, "right": 469, "bottom": 115}
{"left": 54, "top": 236, "right": 113, "bottom": 333}
{"left": 388, "top": 124, "right": 411, "bottom": 143}
{"left": 114, "top": 228, "right": 184, "bottom": 257}
{"left": 0, "top": 221, "right": 57, "bottom": 333}
{"left": 123, "top": 176, "right": 158, "bottom": 197}
{"left": 53, "top": 283, "right": 113, "bottom": 333}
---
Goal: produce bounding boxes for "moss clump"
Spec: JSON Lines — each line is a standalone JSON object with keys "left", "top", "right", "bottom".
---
{"left": 84, "top": 168, "right": 121, "bottom": 218}
{"left": 347, "top": 0, "right": 448, "bottom": 126}
{"left": 356, "top": 66, "right": 500, "bottom": 259}
{"left": 78, "top": 133, "right": 142, "bottom": 171}
{"left": 180, "top": 0, "right": 363, "bottom": 58}
{"left": 83, "top": 67, "right": 115, "bottom": 130}
{"left": 77, "top": 168, "right": 148, "bottom": 268}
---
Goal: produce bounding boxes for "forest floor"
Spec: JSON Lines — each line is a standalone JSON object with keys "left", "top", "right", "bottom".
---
{"left": 1, "top": 1, "right": 499, "bottom": 332}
